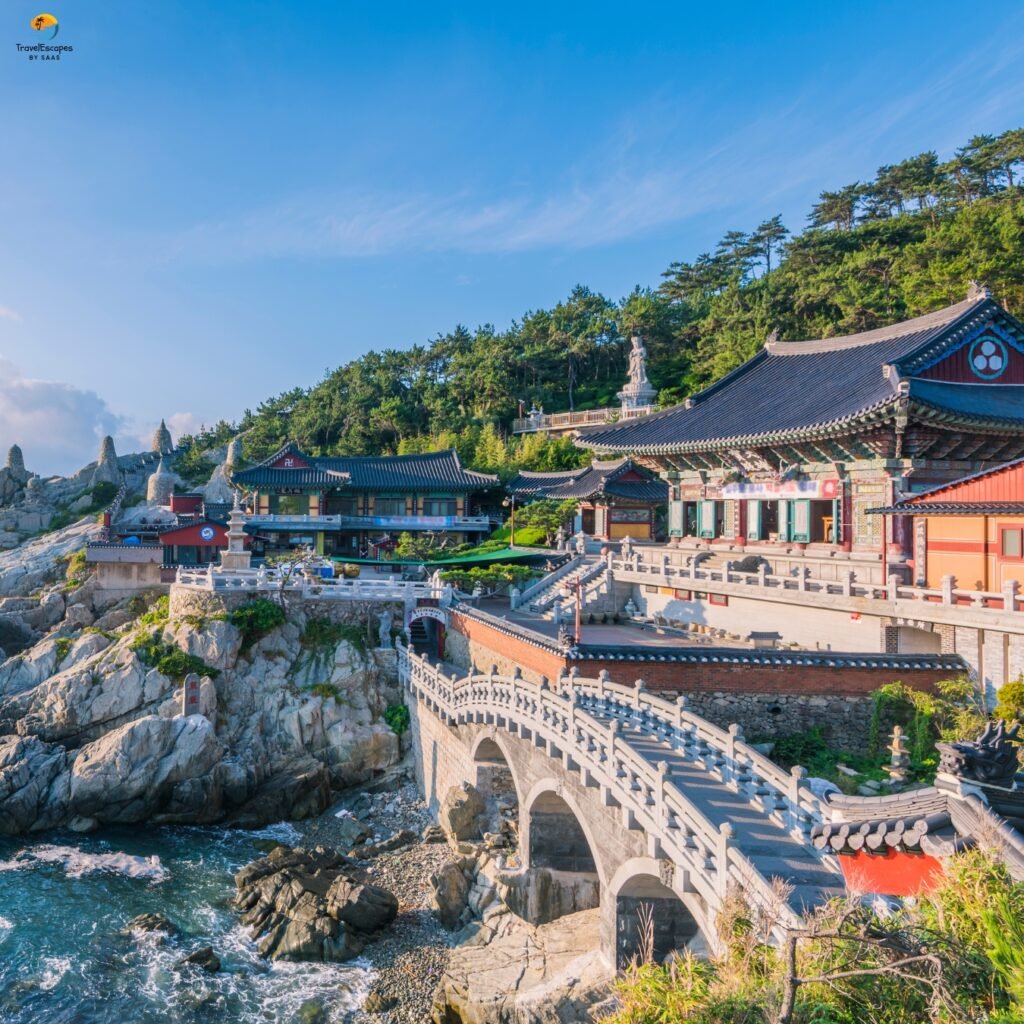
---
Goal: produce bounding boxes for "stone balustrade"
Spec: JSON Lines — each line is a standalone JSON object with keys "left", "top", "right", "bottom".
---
{"left": 607, "top": 553, "right": 1023, "bottom": 623}
{"left": 175, "top": 565, "right": 437, "bottom": 602}
{"left": 400, "top": 645, "right": 835, "bottom": 926}
{"left": 511, "top": 554, "right": 583, "bottom": 609}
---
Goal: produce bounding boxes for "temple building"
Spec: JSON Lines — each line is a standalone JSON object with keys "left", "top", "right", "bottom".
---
{"left": 507, "top": 458, "right": 667, "bottom": 541}
{"left": 870, "top": 457, "right": 1024, "bottom": 592}
{"left": 578, "top": 287, "right": 1024, "bottom": 583}
{"left": 231, "top": 444, "right": 499, "bottom": 557}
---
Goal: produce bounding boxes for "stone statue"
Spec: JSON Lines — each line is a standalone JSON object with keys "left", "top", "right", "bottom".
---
{"left": 555, "top": 526, "right": 566, "bottom": 551}
{"left": 627, "top": 335, "right": 650, "bottom": 387}
{"left": 574, "top": 531, "right": 587, "bottom": 555}
{"left": 617, "top": 335, "right": 657, "bottom": 412}
{"left": 377, "top": 609, "right": 394, "bottom": 649}
{"left": 937, "top": 719, "right": 1021, "bottom": 787}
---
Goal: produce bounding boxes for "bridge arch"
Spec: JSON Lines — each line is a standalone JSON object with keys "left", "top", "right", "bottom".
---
{"left": 522, "top": 779, "right": 607, "bottom": 887}
{"left": 607, "top": 858, "right": 710, "bottom": 968}
{"left": 470, "top": 730, "right": 522, "bottom": 831}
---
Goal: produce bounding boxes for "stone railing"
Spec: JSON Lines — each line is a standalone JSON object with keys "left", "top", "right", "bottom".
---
{"left": 511, "top": 554, "right": 583, "bottom": 610}
{"left": 400, "top": 646, "right": 833, "bottom": 925}
{"left": 245, "top": 513, "right": 493, "bottom": 531}
{"left": 511, "top": 405, "right": 654, "bottom": 434}
{"left": 529, "top": 560, "right": 607, "bottom": 614}
{"left": 608, "top": 553, "right": 1024, "bottom": 620}
{"left": 174, "top": 565, "right": 437, "bottom": 602}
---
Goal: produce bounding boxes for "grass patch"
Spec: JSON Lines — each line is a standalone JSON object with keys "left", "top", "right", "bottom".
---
{"left": 138, "top": 595, "right": 170, "bottom": 627}
{"left": 54, "top": 637, "right": 73, "bottom": 663}
{"left": 487, "top": 524, "right": 549, "bottom": 547}
{"left": 59, "top": 549, "right": 91, "bottom": 592}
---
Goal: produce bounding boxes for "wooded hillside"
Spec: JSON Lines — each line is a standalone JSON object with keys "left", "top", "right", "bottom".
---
{"left": 185, "top": 128, "right": 1024, "bottom": 476}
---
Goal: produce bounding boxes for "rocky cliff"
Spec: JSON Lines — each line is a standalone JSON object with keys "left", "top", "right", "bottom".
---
{"left": 0, "top": 539, "right": 403, "bottom": 834}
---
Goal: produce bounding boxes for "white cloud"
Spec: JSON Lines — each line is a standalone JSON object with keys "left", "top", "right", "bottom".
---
{"left": 0, "top": 358, "right": 124, "bottom": 477}
{"left": 130, "top": 412, "right": 202, "bottom": 453}
{"left": 0, "top": 307, "right": 21, "bottom": 322}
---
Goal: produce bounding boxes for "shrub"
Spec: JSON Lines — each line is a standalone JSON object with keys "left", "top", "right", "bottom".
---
{"left": 54, "top": 637, "right": 73, "bottom": 663}
{"left": 383, "top": 703, "right": 410, "bottom": 736}
{"left": 229, "top": 598, "right": 286, "bottom": 647}
{"left": 305, "top": 682, "right": 342, "bottom": 701}
{"left": 300, "top": 618, "right": 366, "bottom": 653}
{"left": 61, "top": 549, "right": 90, "bottom": 591}
{"left": 130, "top": 629, "right": 219, "bottom": 681}
{"left": 994, "top": 678, "right": 1024, "bottom": 723}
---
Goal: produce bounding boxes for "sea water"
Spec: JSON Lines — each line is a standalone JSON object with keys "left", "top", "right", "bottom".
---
{"left": 0, "top": 823, "right": 372, "bottom": 1023}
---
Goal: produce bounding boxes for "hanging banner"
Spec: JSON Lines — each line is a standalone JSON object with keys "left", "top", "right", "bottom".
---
{"left": 409, "top": 606, "right": 449, "bottom": 625}
{"left": 721, "top": 478, "right": 839, "bottom": 501}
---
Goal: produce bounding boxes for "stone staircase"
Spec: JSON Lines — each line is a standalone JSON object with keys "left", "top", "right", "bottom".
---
{"left": 528, "top": 558, "right": 607, "bottom": 617}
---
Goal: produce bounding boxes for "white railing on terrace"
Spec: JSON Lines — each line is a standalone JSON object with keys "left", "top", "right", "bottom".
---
{"left": 245, "top": 513, "right": 493, "bottom": 531}
{"left": 511, "top": 554, "right": 583, "bottom": 610}
{"left": 512, "top": 405, "right": 654, "bottom": 434}
{"left": 399, "top": 646, "right": 835, "bottom": 926}
{"left": 529, "top": 559, "right": 608, "bottom": 613}
{"left": 608, "top": 551, "right": 1024, "bottom": 617}
{"left": 175, "top": 565, "right": 439, "bottom": 601}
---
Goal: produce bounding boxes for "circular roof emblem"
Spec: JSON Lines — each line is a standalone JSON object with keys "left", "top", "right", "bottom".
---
{"left": 199, "top": 525, "right": 216, "bottom": 542}
{"left": 30, "top": 13, "right": 58, "bottom": 39}
{"left": 968, "top": 335, "right": 1008, "bottom": 380}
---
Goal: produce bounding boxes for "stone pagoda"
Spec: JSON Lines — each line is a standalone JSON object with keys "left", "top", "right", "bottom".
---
{"left": 219, "top": 492, "right": 251, "bottom": 571}
{"left": 151, "top": 419, "right": 174, "bottom": 455}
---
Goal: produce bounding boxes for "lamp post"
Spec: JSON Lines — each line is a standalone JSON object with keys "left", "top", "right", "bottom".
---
{"left": 560, "top": 577, "right": 582, "bottom": 646}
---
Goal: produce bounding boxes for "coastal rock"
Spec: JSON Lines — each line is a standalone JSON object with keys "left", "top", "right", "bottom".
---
{"left": 431, "top": 861, "right": 470, "bottom": 929}
{"left": 123, "top": 912, "right": 178, "bottom": 936}
{"left": 69, "top": 715, "right": 224, "bottom": 824}
{"left": 431, "top": 908, "right": 612, "bottom": 1024}
{"left": 440, "top": 783, "right": 486, "bottom": 842}
{"left": 234, "top": 845, "right": 397, "bottom": 963}
{"left": 179, "top": 946, "right": 221, "bottom": 973}
{"left": 0, "top": 733, "right": 70, "bottom": 834}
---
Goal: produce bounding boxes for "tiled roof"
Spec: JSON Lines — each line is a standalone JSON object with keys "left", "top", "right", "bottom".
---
{"left": 578, "top": 296, "right": 1024, "bottom": 453}
{"left": 233, "top": 445, "right": 498, "bottom": 492}
{"left": 869, "top": 501, "right": 1024, "bottom": 516}
{"left": 506, "top": 469, "right": 586, "bottom": 499}
{"left": 544, "top": 459, "right": 668, "bottom": 502}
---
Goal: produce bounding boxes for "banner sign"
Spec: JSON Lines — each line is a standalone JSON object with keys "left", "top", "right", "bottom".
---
{"left": 409, "top": 606, "right": 448, "bottom": 625}
{"left": 721, "top": 478, "right": 839, "bottom": 501}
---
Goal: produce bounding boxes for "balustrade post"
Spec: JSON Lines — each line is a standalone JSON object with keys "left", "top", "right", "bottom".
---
{"left": 797, "top": 566, "right": 809, "bottom": 592}
{"left": 757, "top": 563, "right": 768, "bottom": 588}
{"left": 1002, "top": 579, "right": 1020, "bottom": 612}
{"left": 634, "top": 679, "right": 646, "bottom": 710}
{"left": 940, "top": 575, "right": 955, "bottom": 605}
{"left": 842, "top": 569, "right": 855, "bottom": 597}
{"left": 607, "top": 719, "right": 619, "bottom": 771}
{"left": 716, "top": 822, "right": 734, "bottom": 899}
{"left": 675, "top": 693, "right": 687, "bottom": 736}
{"left": 887, "top": 574, "right": 901, "bottom": 601}
{"left": 725, "top": 723, "right": 742, "bottom": 781}
{"left": 656, "top": 760, "right": 668, "bottom": 826}
{"left": 788, "top": 765, "right": 807, "bottom": 833}
{"left": 598, "top": 669, "right": 610, "bottom": 703}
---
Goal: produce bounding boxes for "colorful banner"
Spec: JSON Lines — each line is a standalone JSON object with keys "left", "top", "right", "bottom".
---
{"left": 720, "top": 478, "right": 839, "bottom": 501}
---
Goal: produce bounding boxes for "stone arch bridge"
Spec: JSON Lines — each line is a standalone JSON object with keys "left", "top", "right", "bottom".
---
{"left": 400, "top": 646, "right": 844, "bottom": 968}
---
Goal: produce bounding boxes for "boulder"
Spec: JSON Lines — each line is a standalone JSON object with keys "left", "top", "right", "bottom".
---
{"left": 431, "top": 861, "right": 470, "bottom": 930}
{"left": 179, "top": 946, "right": 221, "bottom": 973}
{"left": 431, "top": 909, "right": 613, "bottom": 1023}
{"left": 123, "top": 913, "right": 178, "bottom": 936}
{"left": 234, "top": 846, "right": 397, "bottom": 963}
{"left": 440, "top": 783, "right": 486, "bottom": 842}
{"left": 0, "top": 734, "right": 70, "bottom": 834}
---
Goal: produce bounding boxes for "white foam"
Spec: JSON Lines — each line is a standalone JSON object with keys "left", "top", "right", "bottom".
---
{"left": 0, "top": 845, "right": 169, "bottom": 881}
{"left": 39, "top": 955, "right": 71, "bottom": 991}
{"left": 0, "top": 915, "right": 12, "bottom": 934}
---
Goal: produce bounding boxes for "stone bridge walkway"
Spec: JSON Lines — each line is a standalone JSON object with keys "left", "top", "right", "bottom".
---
{"left": 402, "top": 645, "right": 844, "bottom": 947}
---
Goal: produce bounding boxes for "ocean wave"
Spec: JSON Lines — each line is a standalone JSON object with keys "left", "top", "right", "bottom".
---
{"left": 0, "top": 845, "right": 169, "bottom": 881}
{"left": 39, "top": 956, "right": 71, "bottom": 991}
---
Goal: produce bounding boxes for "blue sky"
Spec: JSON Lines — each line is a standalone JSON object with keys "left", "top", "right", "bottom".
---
{"left": 1, "top": 1, "right": 1023, "bottom": 474}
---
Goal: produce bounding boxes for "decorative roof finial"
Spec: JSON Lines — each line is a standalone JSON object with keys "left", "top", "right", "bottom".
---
{"left": 967, "top": 280, "right": 992, "bottom": 301}
{"left": 766, "top": 327, "right": 780, "bottom": 346}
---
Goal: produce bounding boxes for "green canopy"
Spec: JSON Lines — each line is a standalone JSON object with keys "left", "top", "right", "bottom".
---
{"left": 331, "top": 546, "right": 551, "bottom": 568}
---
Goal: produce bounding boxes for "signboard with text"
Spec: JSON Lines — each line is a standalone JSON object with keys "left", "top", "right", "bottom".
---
{"left": 721, "top": 478, "right": 839, "bottom": 501}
